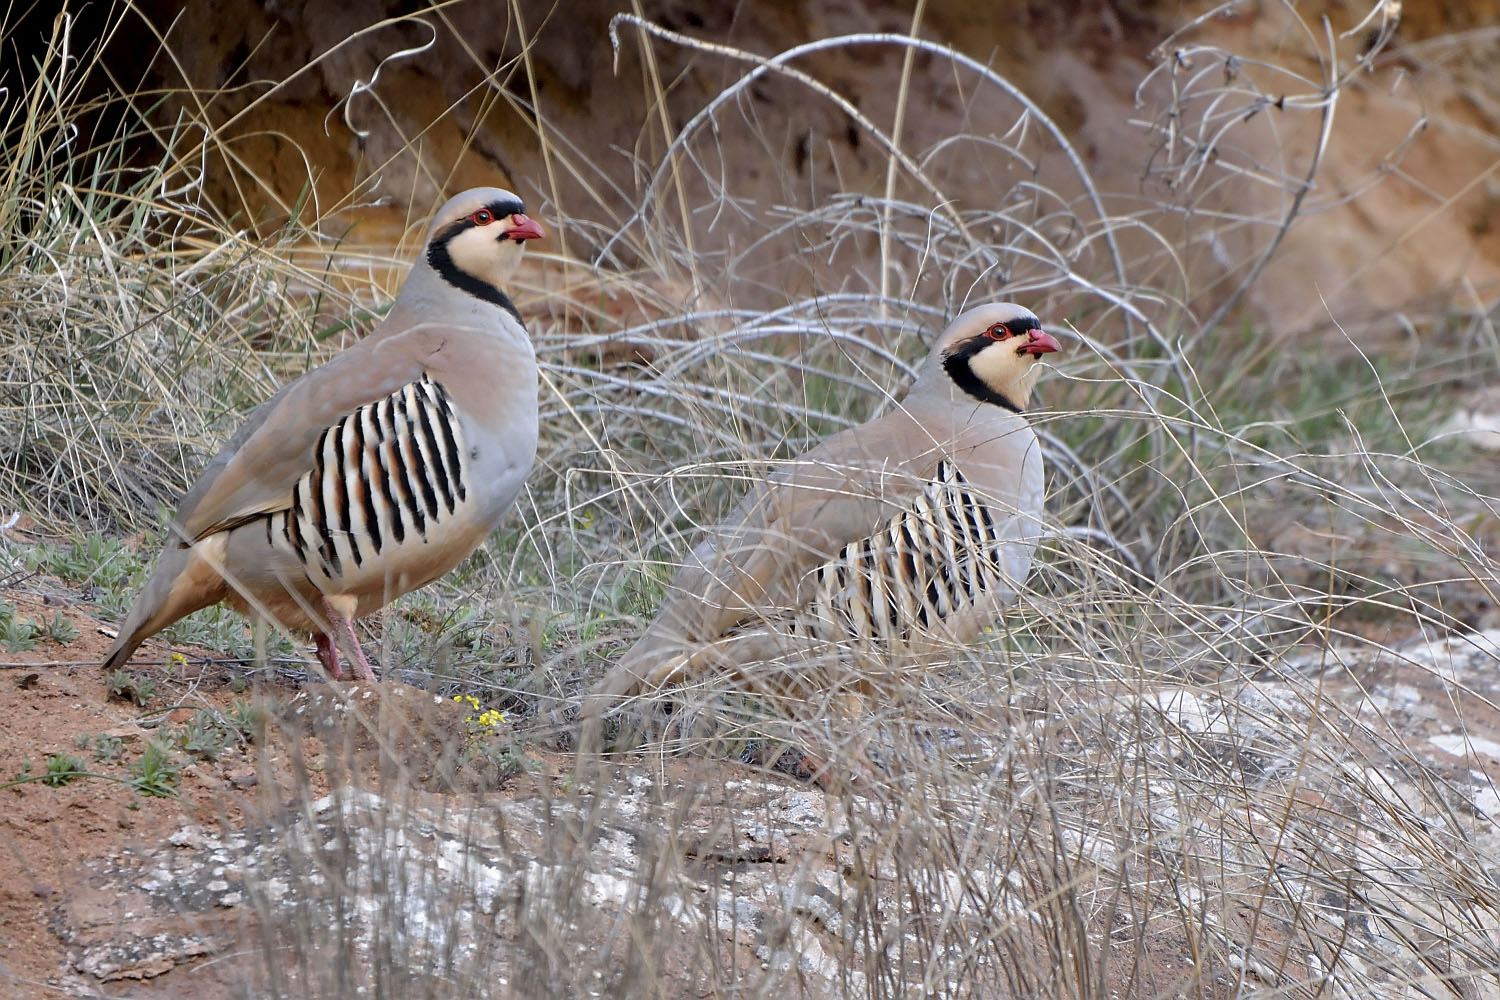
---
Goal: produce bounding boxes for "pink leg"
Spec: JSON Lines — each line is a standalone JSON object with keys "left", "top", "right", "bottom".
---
{"left": 797, "top": 749, "right": 850, "bottom": 794}
{"left": 796, "top": 738, "right": 878, "bottom": 796}
{"left": 321, "top": 599, "right": 377, "bottom": 682}
{"left": 314, "top": 632, "right": 343, "bottom": 680}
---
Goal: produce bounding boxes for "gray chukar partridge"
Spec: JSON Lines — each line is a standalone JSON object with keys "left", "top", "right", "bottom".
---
{"left": 102, "top": 187, "right": 544, "bottom": 681}
{"left": 588, "top": 302, "right": 1058, "bottom": 741}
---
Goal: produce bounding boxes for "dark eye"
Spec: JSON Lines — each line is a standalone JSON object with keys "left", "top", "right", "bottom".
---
{"left": 984, "top": 323, "right": 1012, "bottom": 340}
{"left": 470, "top": 209, "right": 494, "bottom": 225}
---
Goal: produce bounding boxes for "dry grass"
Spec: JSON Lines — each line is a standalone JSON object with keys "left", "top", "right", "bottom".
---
{"left": 3, "top": 1, "right": 1500, "bottom": 997}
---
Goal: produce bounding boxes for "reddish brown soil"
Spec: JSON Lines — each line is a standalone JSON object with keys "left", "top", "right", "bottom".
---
{"left": 0, "top": 589, "right": 275, "bottom": 996}
{"left": 0, "top": 584, "right": 663, "bottom": 998}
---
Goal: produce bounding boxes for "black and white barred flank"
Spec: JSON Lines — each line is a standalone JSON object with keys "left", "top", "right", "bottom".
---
{"left": 266, "top": 374, "right": 469, "bottom": 581}
{"left": 790, "top": 460, "right": 1015, "bottom": 643}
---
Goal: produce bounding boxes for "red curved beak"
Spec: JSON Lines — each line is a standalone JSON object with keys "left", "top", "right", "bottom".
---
{"left": 505, "top": 213, "right": 545, "bottom": 242}
{"left": 1020, "top": 330, "right": 1061, "bottom": 356}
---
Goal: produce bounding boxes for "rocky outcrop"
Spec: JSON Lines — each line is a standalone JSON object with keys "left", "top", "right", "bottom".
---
{"left": 49, "top": 630, "right": 1500, "bottom": 997}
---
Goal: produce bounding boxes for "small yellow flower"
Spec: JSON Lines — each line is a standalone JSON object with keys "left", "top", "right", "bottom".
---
{"left": 169, "top": 652, "right": 187, "bottom": 666}
{"left": 452, "top": 693, "right": 505, "bottom": 746}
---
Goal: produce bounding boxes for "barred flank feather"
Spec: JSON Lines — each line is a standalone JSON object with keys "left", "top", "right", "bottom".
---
{"left": 803, "top": 462, "right": 1011, "bottom": 643}
{"left": 275, "top": 374, "right": 470, "bottom": 585}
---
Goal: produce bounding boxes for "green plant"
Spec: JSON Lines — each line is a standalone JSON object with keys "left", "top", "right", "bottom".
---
{"left": 41, "top": 752, "right": 85, "bottom": 787}
{"left": 106, "top": 670, "right": 157, "bottom": 708}
{"left": 459, "top": 732, "right": 532, "bottom": 784}
{"left": 450, "top": 693, "right": 528, "bottom": 782}
{"left": 33, "top": 611, "right": 79, "bottom": 646}
{"left": 224, "top": 698, "right": 272, "bottom": 744}
{"left": 128, "top": 739, "right": 181, "bottom": 798}
{"left": 77, "top": 733, "right": 124, "bottom": 762}
{"left": 160, "top": 605, "right": 262, "bottom": 659}
{"left": 0, "top": 600, "right": 36, "bottom": 652}
{"left": 377, "top": 598, "right": 506, "bottom": 683}
{"left": 450, "top": 693, "right": 506, "bottom": 734}
{"left": 174, "top": 710, "right": 230, "bottom": 760}
{"left": 23, "top": 532, "right": 143, "bottom": 588}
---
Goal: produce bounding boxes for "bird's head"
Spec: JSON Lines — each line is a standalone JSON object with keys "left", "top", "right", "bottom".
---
{"left": 935, "top": 302, "right": 1060, "bottom": 412}
{"left": 425, "top": 187, "right": 544, "bottom": 298}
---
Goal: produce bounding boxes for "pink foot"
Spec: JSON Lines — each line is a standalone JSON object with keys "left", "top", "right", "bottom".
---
{"left": 796, "top": 746, "right": 877, "bottom": 796}
{"left": 315, "top": 632, "right": 344, "bottom": 680}
{"left": 321, "top": 600, "right": 377, "bottom": 682}
{"left": 342, "top": 624, "right": 378, "bottom": 683}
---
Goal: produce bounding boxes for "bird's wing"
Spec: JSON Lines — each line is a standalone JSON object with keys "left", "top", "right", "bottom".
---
{"left": 596, "top": 406, "right": 1045, "bottom": 703}
{"left": 623, "top": 409, "right": 945, "bottom": 656}
{"left": 175, "top": 322, "right": 518, "bottom": 543}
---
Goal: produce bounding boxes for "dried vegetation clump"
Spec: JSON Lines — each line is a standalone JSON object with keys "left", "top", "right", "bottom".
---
{"left": 2, "top": 1, "right": 1499, "bottom": 997}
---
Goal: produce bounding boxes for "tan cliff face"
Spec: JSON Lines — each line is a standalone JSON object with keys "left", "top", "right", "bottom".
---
{"left": 63, "top": 0, "right": 1500, "bottom": 333}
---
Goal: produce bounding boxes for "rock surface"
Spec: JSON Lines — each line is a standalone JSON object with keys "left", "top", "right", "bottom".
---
{"left": 17, "top": 629, "right": 1499, "bottom": 998}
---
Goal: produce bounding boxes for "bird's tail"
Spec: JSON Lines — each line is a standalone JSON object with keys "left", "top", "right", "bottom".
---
{"left": 102, "top": 538, "right": 228, "bottom": 672}
{"left": 584, "top": 624, "right": 823, "bottom": 721}
{"left": 581, "top": 648, "right": 690, "bottom": 721}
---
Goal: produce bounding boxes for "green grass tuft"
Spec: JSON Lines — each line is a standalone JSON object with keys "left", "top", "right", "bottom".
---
{"left": 41, "top": 752, "right": 86, "bottom": 787}
{"left": 106, "top": 669, "right": 156, "bottom": 708}
{"left": 0, "top": 600, "right": 37, "bottom": 652}
{"left": 128, "top": 738, "right": 181, "bottom": 798}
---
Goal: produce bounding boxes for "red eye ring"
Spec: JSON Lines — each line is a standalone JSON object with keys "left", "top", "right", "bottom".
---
{"left": 469, "top": 209, "right": 494, "bottom": 226}
{"left": 984, "top": 323, "right": 1012, "bottom": 340}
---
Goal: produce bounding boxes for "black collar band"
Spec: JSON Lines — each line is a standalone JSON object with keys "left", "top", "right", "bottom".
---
{"left": 426, "top": 238, "right": 524, "bottom": 327}
{"left": 941, "top": 338, "right": 1024, "bottom": 413}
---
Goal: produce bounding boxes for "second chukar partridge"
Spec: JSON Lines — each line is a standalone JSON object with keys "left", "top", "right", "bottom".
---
{"left": 102, "top": 187, "right": 544, "bottom": 681}
{"left": 588, "top": 302, "right": 1059, "bottom": 733}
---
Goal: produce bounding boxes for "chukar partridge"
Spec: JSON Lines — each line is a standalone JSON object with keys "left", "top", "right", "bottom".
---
{"left": 588, "top": 302, "right": 1058, "bottom": 728}
{"left": 102, "top": 187, "right": 544, "bottom": 681}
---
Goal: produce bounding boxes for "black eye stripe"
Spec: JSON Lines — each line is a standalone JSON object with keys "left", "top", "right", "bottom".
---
{"left": 434, "top": 199, "right": 528, "bottom": 242}
{"left": 480, "top": 198, "right": 526, "bottom": 222}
